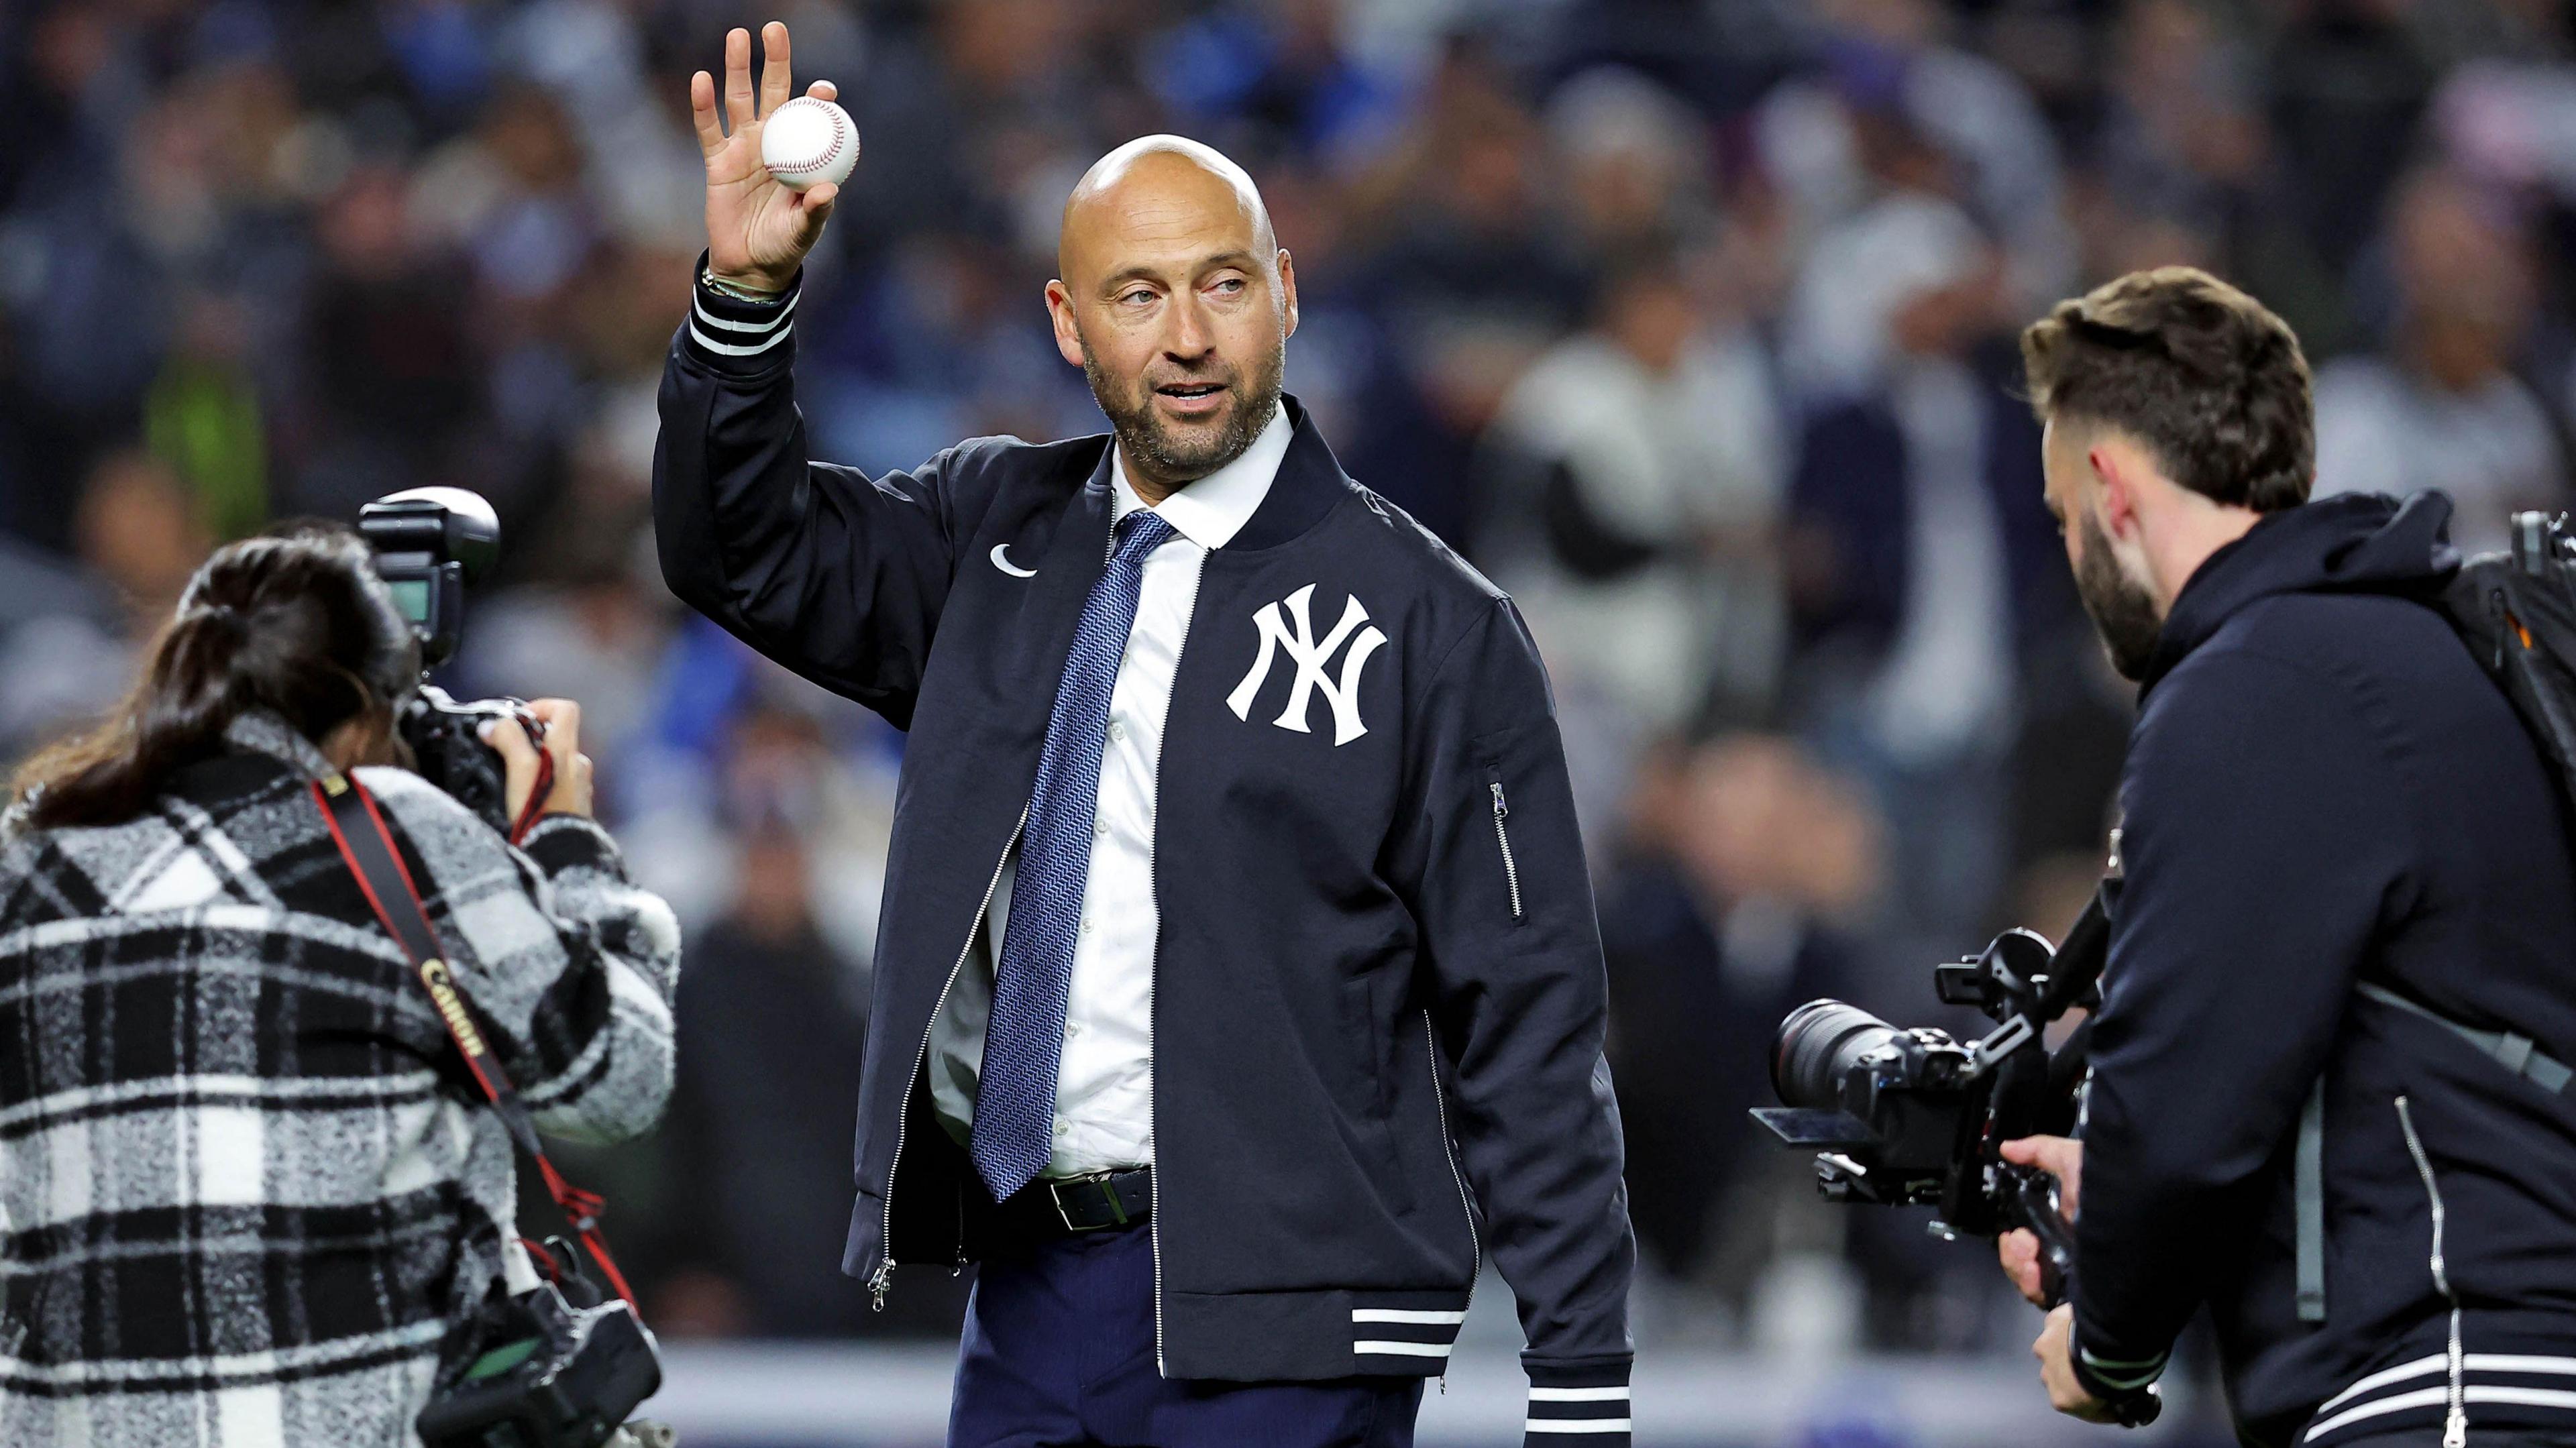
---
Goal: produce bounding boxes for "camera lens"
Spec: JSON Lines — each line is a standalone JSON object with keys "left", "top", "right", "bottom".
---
{"left": 1771, "top": 1000, "right": 1906, "bottom": 1109}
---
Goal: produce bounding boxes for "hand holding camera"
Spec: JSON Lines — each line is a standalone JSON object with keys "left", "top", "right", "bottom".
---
{"left": 1996, "top": 1135, "right": 2082, "bottom": 1307}
{"left": 1750, "top": 888, "right": 2161, "bottom": 1429}
{"left": 1992, "top": 1138, "right": 2118, "bottom": 1425}
{"left": 479, "top": 700, "right": 594, "bottom": 824}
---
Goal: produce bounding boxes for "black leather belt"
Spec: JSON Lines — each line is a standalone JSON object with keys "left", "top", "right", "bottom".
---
{"left": 991, "top": 1167, "right": 1152, "bottom": 1242}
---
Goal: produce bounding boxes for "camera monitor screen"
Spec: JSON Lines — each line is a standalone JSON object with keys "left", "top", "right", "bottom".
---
{"left": 387, "top": 578, "right": 433, "bottom": 628}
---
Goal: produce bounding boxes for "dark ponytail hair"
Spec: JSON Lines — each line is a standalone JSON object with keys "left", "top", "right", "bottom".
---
{"left": 11, "top": 524, "right": 421, "bottom": 829}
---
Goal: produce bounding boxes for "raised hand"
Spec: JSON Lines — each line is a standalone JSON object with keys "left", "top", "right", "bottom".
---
{"left": 692, "top": 21, "right": 848, "bottom": 293}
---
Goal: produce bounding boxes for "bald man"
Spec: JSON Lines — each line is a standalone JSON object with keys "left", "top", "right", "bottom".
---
{"left": 653, "top": 25, "right": 1634, "bottom": 1448}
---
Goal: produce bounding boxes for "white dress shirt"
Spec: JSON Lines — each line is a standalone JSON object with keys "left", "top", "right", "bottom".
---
{"left": 935, "top": 404, "right": 1291, "bottom": 1178}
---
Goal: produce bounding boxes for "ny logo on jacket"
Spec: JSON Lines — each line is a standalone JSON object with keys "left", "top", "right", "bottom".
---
{"left": 1227, "top": 583, "right": 1388, "bottom": 745}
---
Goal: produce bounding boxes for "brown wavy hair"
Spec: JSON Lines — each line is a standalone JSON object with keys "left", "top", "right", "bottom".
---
{"left": 2021, "top": 266, "right": 2314, "bottom": 512}
{"left": 11, "top": 523, "right": 421, "bottom": 829}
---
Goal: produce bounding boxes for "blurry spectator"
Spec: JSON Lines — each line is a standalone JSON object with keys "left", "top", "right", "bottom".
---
{"left": 146, "top": 290, "right": 269, "bottom": 541}
{"left": 1342, "top": 37, "right": 1587, "bottom": 537}
{"left": 1780, "top": 115, "right": 1985, "bottom": 396}
{"left": 458, "top": 85, "right": 595, "bottom": 302}
{"left": 0, "top": 449, "right": 214, "bottom": 801}
{"left": 644, "top": 697, "right": 940, "bottom": 1338}
{"left": 1599, "top": 736, "right": 1877, "bottom": 1293}
{"left": 1480, "top": 241, "right": 1786, "bottom": 787}
{"left": 661, "top": 826, "right": 880, "bottom": 1338}
{"left": 806, "top": 226, "right": 1097, "bottom": 478}
{"left": 616, "top": 667, "right": 898, "bottom": 962}
{"left": 1760, "top": 0, "right": 2076, "bottom": 315}
{"left": 495, "top": 0, "right": 711, "bottom": 255}
{"left": 1782, "top": 190, "right": 2055, "bottom": 957}
{"left": 456, "top": 524, "right": 664, "bottom": 777}
{"left": 2314, "top": 168, "right": 2572, "bottom": 553}
{"left": 290, "top": 164, "right": 479, "bottom": 516}
{"left": 2076, "top": 0, "right": 2274, "bottom": 303}
{"left": 2267, "top": 0, "right": 2440, "bottom": 284}
{"left": 2434, "top": 56, "right": 2576, "bottom": 202}
{"left": 1146, "top": 0, "right": 1407, "bottom": 164}
{"left": 1546, "top": 67, "right": 1715, "bottom": 253}
{"left": 76, "top": 449, "right": 211, "bottom": 636}
{"left": 710, "top": 698, "right": 896, "bottom": 972}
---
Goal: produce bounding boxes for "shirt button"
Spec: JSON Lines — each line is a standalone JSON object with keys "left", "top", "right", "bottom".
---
{"left": 1054, "top": 1119, "right": 1071, "bottom": 1137}
{"left": 1093, "top": 818, "right": 1109, "bottom": 838}
{"left": 1108, "top": 721, "right": 1126, "bottom": 742}
{"left": 1067, "top": 1021, "right": 1084, "bottom": 1038}
{"left": 1079, "top": 918, "right": 1093, "bottom": 936}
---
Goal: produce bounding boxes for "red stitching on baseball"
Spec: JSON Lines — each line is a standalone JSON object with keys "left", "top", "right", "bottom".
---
{"left": 777, "top": 100, "right": 845, "bottom": 178}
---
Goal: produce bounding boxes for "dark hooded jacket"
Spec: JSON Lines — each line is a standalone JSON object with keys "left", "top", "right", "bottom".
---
{"left": 2069, "top": 492, "right": 2576, "bottom": 1447}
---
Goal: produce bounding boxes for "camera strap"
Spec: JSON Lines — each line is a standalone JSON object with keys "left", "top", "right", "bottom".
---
{"left": 506, "top": 746, "right": 555, "bottom": 846}
{"left": 308, "top": 771, "right": 639, "bottom": 1308}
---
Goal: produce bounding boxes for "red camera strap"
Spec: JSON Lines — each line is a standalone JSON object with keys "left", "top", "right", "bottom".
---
{"left": 506, "top": 722, "right": 556, "bottom": 847}
{"left": 310, "top": 774, "right": 636, "bottom": 1307}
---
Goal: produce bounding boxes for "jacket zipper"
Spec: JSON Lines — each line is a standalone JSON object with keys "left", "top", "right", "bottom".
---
{"left": 2394, "top": 1095, "right": 2469, "bottom": 1448}
{"left": 873, "top": 514, "right": 1138, "bottom": 1308}
{"left": 1489, "top": 780, "right": 1523, "bottom": 921}
{"left": 869, "top": 805, "right": 1028, "bottom": 1310}
{"left": 1424, "top": 1011, "right": 1480, "bottom": 1390}
{"left": 1144, "top": 545, "right": 1207, "bottom": 1379}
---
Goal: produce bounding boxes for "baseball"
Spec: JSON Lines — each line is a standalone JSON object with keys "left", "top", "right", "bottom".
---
{"left": 761, "top": 95, "right": 857, "bottom": 192}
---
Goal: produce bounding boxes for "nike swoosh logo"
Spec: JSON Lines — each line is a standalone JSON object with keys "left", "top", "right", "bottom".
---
{"left": 989, "top": 544, "right": 1037, "bottom": 579}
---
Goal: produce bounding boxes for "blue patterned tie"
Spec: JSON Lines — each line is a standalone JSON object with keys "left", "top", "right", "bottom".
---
{"left": 971, "top": 507, "right": 1175, "bottom": 1201}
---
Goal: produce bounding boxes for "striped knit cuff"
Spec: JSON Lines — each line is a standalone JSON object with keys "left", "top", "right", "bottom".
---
{"left": 682, "top": 252, "right": 800, "bottom": 374}
{"left": 2070, "top": 1327, "right": 2170, "bottom": 1402}
{"left": 1525, "top": 1360, "right": 1631, "bottom": 1446}
{"left": 515, "top": 812, "right": 621, "bottom": 877}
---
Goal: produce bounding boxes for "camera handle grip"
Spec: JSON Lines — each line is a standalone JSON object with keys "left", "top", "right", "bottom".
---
{"left": 2002, "top": 1164, "right": 2164, "bottom": 1429}
{"left": 2002, "top": 1163, "right": 2075, "bottom": 1308}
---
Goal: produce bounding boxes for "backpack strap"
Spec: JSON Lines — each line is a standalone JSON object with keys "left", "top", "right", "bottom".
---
{"left": 2292, "top": 980, "right": 2573, "bottom": 1326}
{"left": 309, "top": 772, "right": 638, "bottom": 1307}
{"left": 2296, "top": 1080, "right": 2326, "bottom": 1323}
{"left": 2354, "top": 980, "right": 2574, "bottom": 1095}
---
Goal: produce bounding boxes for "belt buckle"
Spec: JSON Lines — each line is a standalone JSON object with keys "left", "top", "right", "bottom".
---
{"left": 1049, "top": 1170, "right": 1126, "bottom": 1233}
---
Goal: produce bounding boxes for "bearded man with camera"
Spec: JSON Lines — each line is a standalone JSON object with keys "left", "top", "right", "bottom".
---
{"left": 1993, "top": 268, "right": 2576, "bottom": 1447}
{"left": 0, "top": 520, "right": 680, "bottom": 1448}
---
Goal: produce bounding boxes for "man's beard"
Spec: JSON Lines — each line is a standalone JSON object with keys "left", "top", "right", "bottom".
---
{"left": 1084, "top": 334, "right": 1285, "bottom": 486}
{"left": 2076, "top": 509, "right": 2163, "bottom": 681}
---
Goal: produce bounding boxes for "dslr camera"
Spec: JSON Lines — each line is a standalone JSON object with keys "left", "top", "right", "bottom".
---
{"left": 358, "top": 488, "right": 552, "bottom": 838}
{"left": 417, "top": 1245, "right": 665, "bottom": 1448}
{"left": 357, "top": 490, "right": 666, "bottom": 1447}
{"left": 1752, "top": 875, "right": 2163, "bottom": 1428}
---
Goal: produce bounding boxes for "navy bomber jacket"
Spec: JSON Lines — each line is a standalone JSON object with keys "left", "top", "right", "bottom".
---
{"left": 652, "top": 266, "right": 1635, "bottom": 1441}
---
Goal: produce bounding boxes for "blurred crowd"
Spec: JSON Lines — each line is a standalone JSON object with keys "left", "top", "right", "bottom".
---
{"left": 5, "top": 0, "right": 2575, "bottom": 1363}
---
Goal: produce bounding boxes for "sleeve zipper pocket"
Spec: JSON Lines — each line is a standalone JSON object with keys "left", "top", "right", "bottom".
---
{"left": 1489, "top": 778, "right": 1524, "bottom": 922}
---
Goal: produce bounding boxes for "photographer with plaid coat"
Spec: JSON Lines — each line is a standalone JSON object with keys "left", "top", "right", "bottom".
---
{"left": 0, "top": 526, "right": 682, "bottom": 1448}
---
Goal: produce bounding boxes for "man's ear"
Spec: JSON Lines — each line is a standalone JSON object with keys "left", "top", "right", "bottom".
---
{"left": 2090, "top": 443, "right": 2140, "bottom": 541}
{"left": 1044, "top": 280, "right": 1086, "bottom": 369}
{"left": 1277, "top": 248, "right": 1299, "bottom": 340}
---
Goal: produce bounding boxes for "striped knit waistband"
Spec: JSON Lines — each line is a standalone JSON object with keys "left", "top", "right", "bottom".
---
{"left": 2305, "top": 1351, "right": 2576, "bottom": 1443}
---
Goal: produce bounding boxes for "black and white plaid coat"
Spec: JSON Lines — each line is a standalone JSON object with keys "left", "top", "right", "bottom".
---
{"left": 0, "top": 710, "right": 680, "bottom": 1447}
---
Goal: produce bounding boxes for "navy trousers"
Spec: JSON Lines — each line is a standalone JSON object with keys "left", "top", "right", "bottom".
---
{"left": 948, "top": 1221, "right": 1425, "bottom": 1448}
